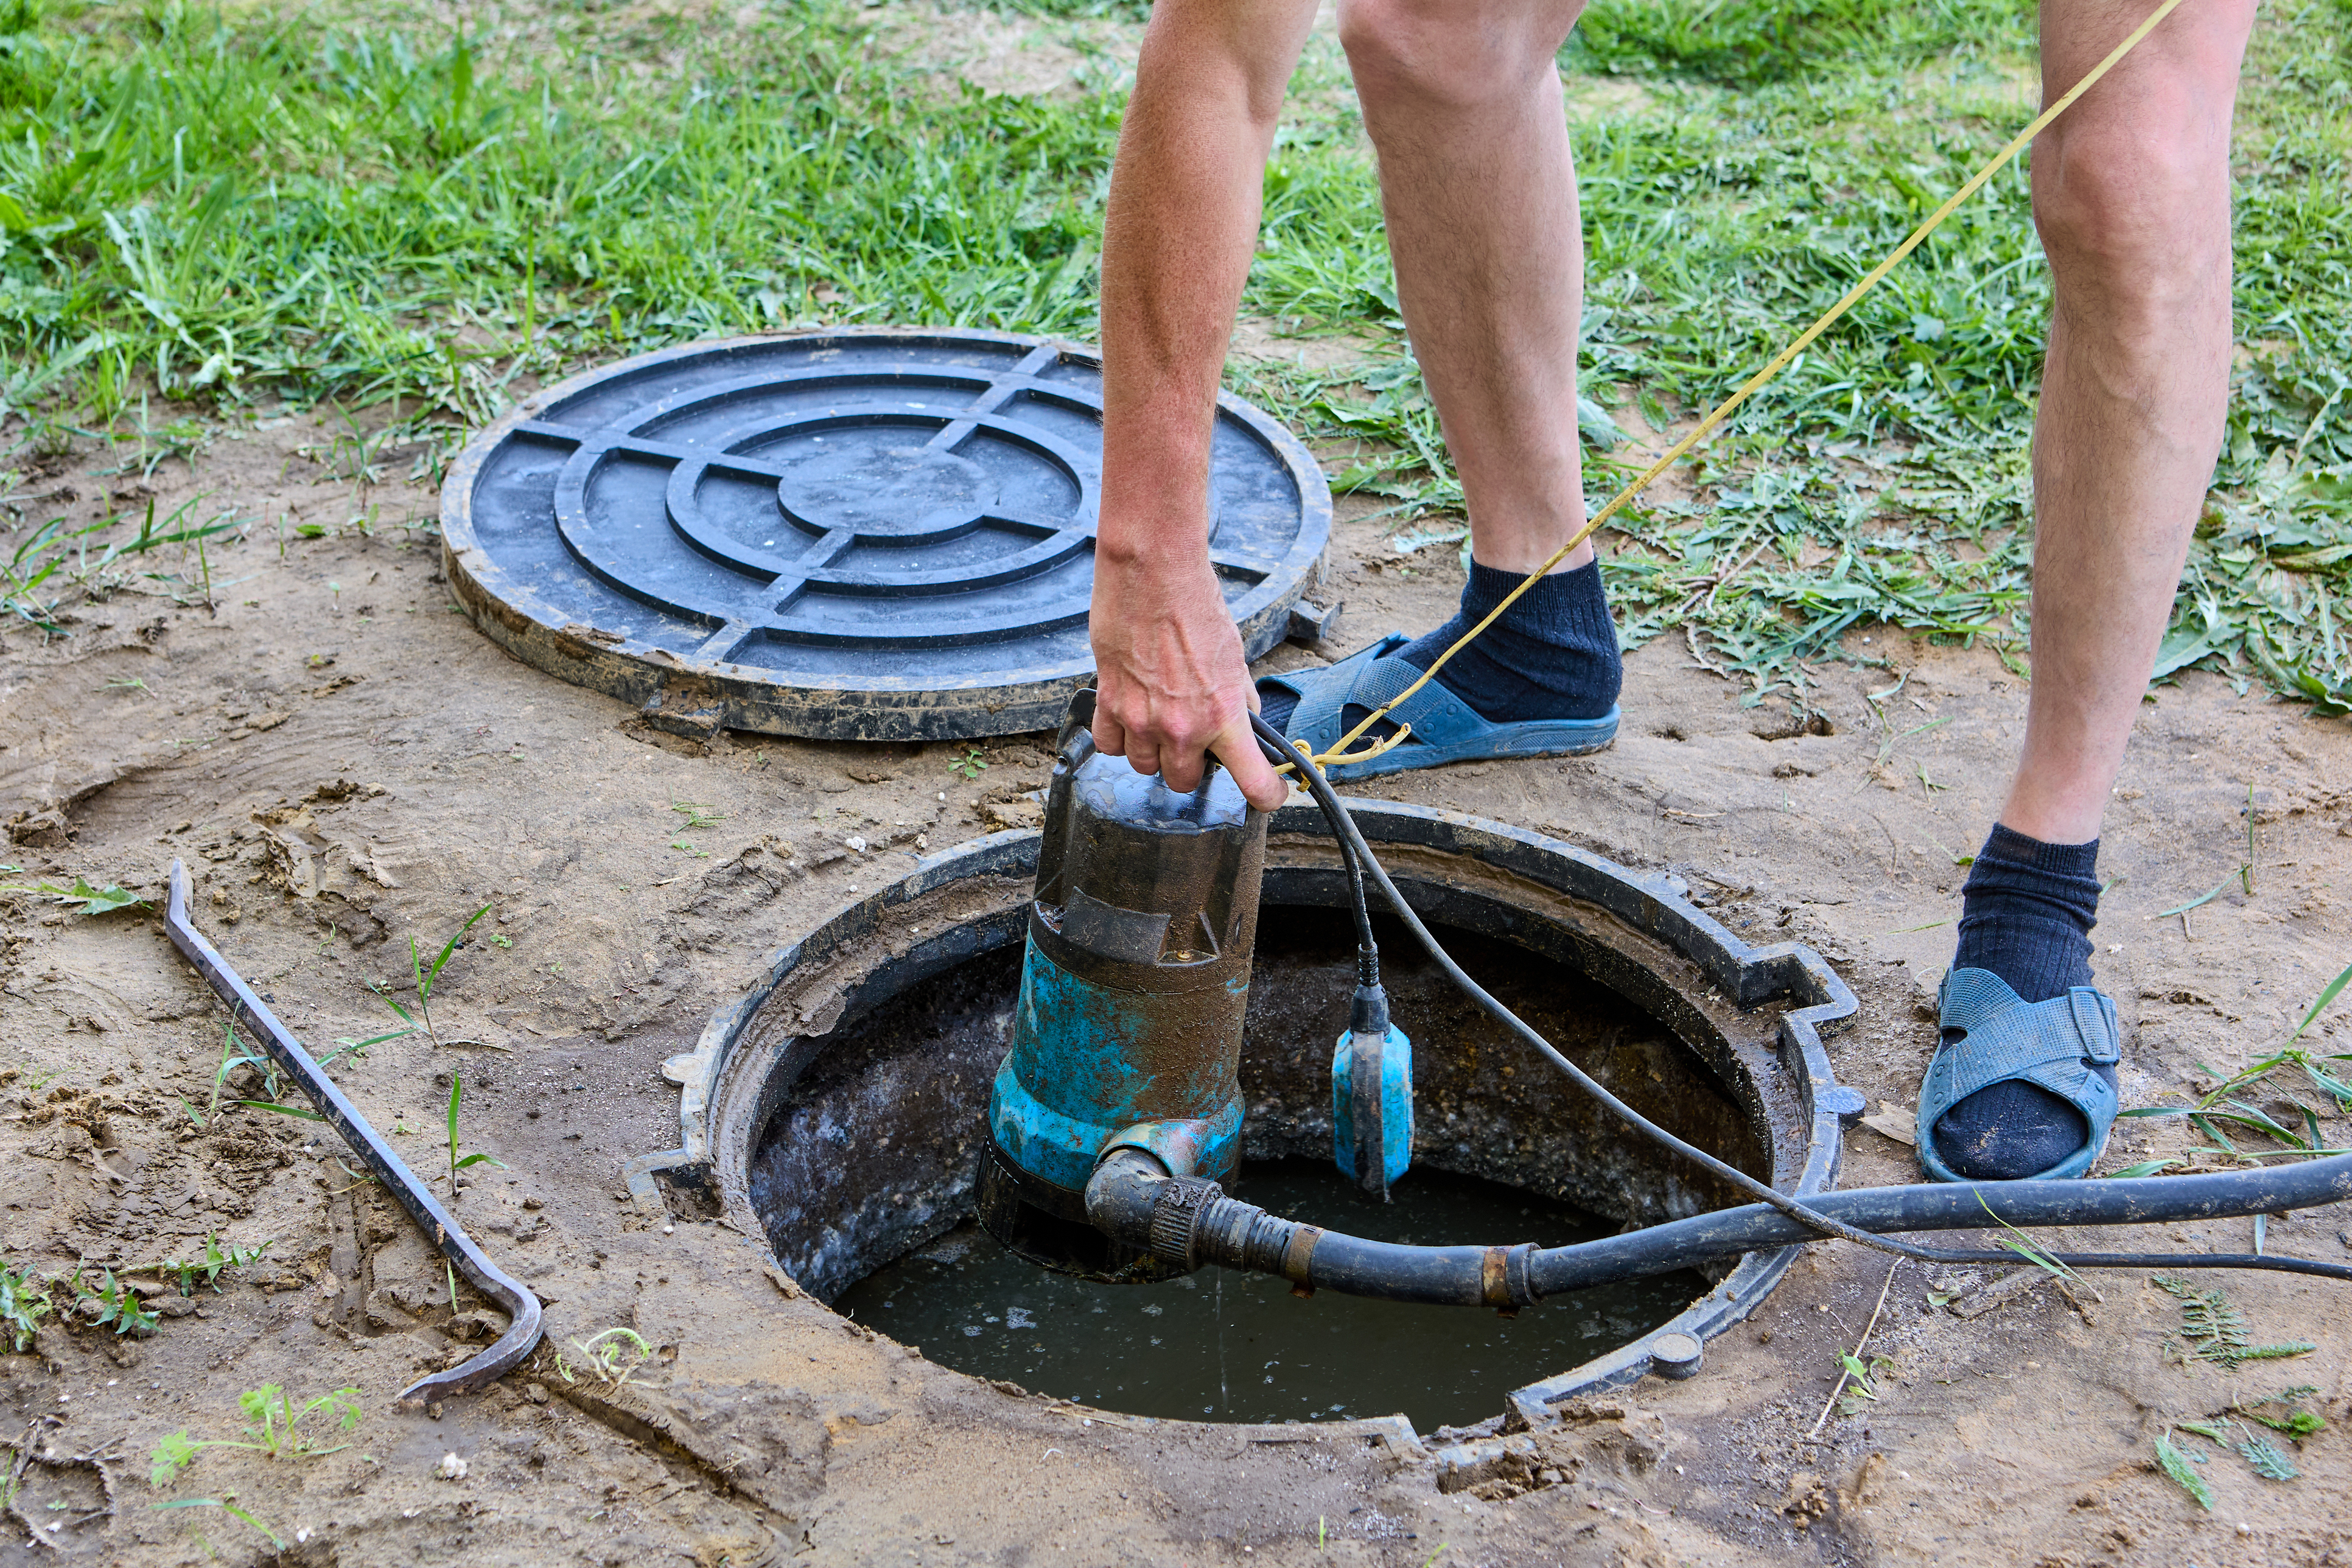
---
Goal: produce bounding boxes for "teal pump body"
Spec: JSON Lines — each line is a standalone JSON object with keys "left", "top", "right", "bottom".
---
{"left": 978, "top": 693, "right": 1267, "bottom": 1278}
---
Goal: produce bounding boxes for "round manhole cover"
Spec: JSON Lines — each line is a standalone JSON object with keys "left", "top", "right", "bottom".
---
{"left": 441, "top": 329, "right": 1332, "bottom": 740}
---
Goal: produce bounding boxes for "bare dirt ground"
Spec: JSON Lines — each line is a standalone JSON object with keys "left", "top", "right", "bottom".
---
{"left": 4, "top": 383, "right": 2351, "bottom": 1568}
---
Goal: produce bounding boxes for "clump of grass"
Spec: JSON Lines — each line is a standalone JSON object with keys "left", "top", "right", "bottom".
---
{"left": 2116, "top": 957, "right": 2352, "bottom": 1166}
{"left": 2, "top": 494, "right": 237, "bottom": 637}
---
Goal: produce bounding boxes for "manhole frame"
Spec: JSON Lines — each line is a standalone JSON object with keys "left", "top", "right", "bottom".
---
{"left": 439, "top": 327, "right": 1334, "bottom": 741}
{"left": 628, "top": 801, "right": 1863, "bottom": 1427}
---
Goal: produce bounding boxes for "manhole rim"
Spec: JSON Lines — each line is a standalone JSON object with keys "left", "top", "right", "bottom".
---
{"left": 439, "top": 326, "right": 1334, "bottom": 741}
{"left": 628, "top": 800, "right": 1861, "bottom": 1427}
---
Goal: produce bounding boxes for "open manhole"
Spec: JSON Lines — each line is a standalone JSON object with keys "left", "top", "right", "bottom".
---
{"left": 439, "top": 329, "right": 1331, "bottom": 741}
{"left": 630, "top": 804, "right": 1860, "bottom": 1433}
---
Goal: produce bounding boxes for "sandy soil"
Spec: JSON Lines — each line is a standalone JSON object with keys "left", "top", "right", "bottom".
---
{"left": 3, "top": 382, "right": 2351, "bottom": 1568}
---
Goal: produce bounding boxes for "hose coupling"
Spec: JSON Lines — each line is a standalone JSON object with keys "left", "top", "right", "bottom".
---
{"left": 1083, "top": 1148, "right": 1313, "bottom": 1279}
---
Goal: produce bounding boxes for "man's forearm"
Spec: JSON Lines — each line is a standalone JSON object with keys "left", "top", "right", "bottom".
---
{"left": 1097, "top": 0, "right": 1317, "bottom": 565}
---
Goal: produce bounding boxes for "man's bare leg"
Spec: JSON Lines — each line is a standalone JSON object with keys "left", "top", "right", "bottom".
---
{"left": 2002, "top": 0, "right": 2258, "bottom": 843}
{"left": 1337, "top": 0, "right": 1598, "bottom": 579}
{"left": 1251, "top": 0, "right": 1622, "bottom": 754}
{"left": 1934, "top": 0, "right": 2256, "bottom": 1182}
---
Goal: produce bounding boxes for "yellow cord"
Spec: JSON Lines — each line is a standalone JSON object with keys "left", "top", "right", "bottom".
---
{"left": 1298, "top": 0, "right": 2191, "bottom": 772}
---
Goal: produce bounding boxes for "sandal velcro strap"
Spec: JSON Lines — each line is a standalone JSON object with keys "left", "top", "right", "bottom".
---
{"left": 1917, "top": 968, "right": 2121, "bottom": 1183}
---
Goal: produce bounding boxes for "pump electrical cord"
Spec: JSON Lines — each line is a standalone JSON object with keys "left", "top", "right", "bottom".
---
{"left": 1248, "top": 712, "right": 2352, "bottom": 1281}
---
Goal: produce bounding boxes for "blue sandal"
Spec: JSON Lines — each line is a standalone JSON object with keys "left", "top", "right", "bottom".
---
{"left": 1258, "top": 632, "right": 1619, "bottom": 783}
{"left": 1917, "top": 968, "right": 2121, "bottom": 1183}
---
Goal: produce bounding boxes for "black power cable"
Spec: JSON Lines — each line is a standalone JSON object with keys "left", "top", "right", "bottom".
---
{"left": 1250, "top": 713, "right": 2352, "bottom": 1280}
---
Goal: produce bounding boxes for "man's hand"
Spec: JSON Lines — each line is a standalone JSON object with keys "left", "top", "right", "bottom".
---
{"left": 1089, "top": 549, "right": 1289, "bottom": 811}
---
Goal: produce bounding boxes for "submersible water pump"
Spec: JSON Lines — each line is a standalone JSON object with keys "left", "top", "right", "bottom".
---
{"left": 978, "top": 691, "right": 1412, "bottom": 1279}
{"left": 983, "top": 691, "right": 2352, "bottom": 1304}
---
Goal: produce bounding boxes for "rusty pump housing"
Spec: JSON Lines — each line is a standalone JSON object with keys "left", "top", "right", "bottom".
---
{"left": 977, "top": 690, "right": 1271, "bottom": 1280}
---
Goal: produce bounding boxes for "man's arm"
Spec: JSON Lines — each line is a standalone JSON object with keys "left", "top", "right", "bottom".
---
{"left": 1089, "top": 0, "right": 1318, "bottom": 812}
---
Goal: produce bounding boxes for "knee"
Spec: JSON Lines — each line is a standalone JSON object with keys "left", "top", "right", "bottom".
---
{"left": 1339, "top": 0, "right": 1585, "bottom": 114}
{"left": 2034, "top": 131, "right": 2228, "bottom": 316}
{"left": 2031, "top": 85, "right": 2236, "bottom": 312}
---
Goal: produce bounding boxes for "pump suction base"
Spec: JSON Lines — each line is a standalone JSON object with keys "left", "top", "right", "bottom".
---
{"left": 976, "top": 1137, "right": 1200, "bottom": 1284}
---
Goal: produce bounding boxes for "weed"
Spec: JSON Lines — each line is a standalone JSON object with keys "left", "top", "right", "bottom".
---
{"left": 555, "top": 1326, "right": 655, "bottom": 1388}
{"left": 2155, "top": 1428, "right": 2215, "bottom": 1510}
{"left": 151, "top": 1495, "right": 284, "bottom": 1550}
{"left": 0, "top": 1257, "right": 52, "bottom": 1351}
{"left": 488, "top": 933, "right": 513, "bottom": 949}
{"left": 2232, "top": 1384, "right": 2328, "bottom": 1441}
{"left": 1834, "top": 1351, "right": 1895, "bottom": 1418}
{"left": 2, "top": 500, "right": 235, "bottom": 635}
{"left": 445, "top": 1075, "right": 506, "bottom": 1197}
{"left": 0, "top": 875, "right": 145, "bottom": 915}
{"left": 2235, "top": 1429, "right": 2301, "bottom": 1481}
{"left": 367, "top": 904, "right": 491, "bottom": 1048}
{"left": 122, "top": 1234, "right": 273, "bottom": 1298}
{"left": 320, "top": 1027, "right": 407, "bottom": 1072}
{"left": 183, "top": 1022, "right": 273, "bottom": 1128}
{"left": 150, "top": 1385, "right": 365, "bottom": 1486}
{"left": 948, "top": 746, "right": 990, "bottom": 782}
{"left": 1976, "top": 1192, "right": 2078, "bottom": 1283}
{"left": 70, "top": 1265, "right": 158, "bottom": 1337}
{"left": 2117, "top": 959, "right": 2352, "bottom": 1159}
{"left": 2154, "top": 1276, "right": 2316, "bottom": 1371}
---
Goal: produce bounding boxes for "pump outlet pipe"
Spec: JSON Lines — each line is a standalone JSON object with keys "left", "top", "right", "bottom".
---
{"left": 1087, "top": 1149, "right": 2352, "bottom": 1306}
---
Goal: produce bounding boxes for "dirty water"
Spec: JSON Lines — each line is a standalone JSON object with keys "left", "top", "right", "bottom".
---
{"left": 836, "top": 1160, "right": 1704, "bottom": 1430}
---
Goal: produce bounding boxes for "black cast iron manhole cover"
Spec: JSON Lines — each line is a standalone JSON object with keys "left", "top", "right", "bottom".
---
{"left": 441, "top": 329, "right": 1332, "bottom": 741}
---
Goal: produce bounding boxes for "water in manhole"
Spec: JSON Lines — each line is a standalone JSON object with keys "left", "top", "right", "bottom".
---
{"left": 656, "top": 802, "right": 1857, "bottom": 1426}
{"left": 836, "top": 1160, "right": 1703, "bottom": 1429}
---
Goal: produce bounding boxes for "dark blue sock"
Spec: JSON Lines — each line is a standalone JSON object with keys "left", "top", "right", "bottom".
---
{"left": 1261, "top": 560, "right": 1622, "bottom": 735}
{"left": 1933, "top": 824, "right": 2115, "bottom": 1181}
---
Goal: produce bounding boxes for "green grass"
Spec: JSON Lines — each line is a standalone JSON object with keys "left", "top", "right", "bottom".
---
{"left": 1, "top": 0, "right": 2347, "bottom": 712}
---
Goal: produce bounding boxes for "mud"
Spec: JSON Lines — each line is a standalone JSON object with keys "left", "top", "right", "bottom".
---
{"left": 5, "top": 378, "right": 2351, "bottom": 1567}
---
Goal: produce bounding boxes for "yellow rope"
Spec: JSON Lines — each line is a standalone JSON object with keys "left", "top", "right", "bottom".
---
{"left": 1297, "top": 0, "right": 2191, "bottom": 772}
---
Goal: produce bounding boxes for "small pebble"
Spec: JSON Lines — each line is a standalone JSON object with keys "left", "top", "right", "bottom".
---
{"left": 436, "top": 1452, "right": 469, "bottom": 1481}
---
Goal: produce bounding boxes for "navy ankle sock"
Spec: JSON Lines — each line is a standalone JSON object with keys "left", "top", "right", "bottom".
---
{"left": 1932, "top": 824, "right": 2115, "bottom": 1181}
{"left": 1261, "top": 560, "right": 1622, "bottom": 735}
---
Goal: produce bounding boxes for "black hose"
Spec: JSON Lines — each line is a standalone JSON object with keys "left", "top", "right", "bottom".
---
{"left": 1251, "top": 713, "right": 1940, "bottom": 1264}
{"left": 1089, "top": 1141, "right": 2352, "bottom": 1306}
{"left": 1242, "top": 712, "right": 2352, "bottom": 1285}
{"left": 1534, "top": 1157, "right": 2352, "bottom": 1290}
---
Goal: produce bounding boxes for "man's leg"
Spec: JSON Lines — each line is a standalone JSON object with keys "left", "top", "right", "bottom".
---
{"left": 1934, "top": 0, "right": 2257, "bottom": 1180}
{"left": 1258, "top": 0, "right": 1620, "bottom": 743}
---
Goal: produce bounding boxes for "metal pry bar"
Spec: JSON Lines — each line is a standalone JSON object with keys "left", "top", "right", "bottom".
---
{"left": 163, "top": 859, "right": 544, "bottom": 1404}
